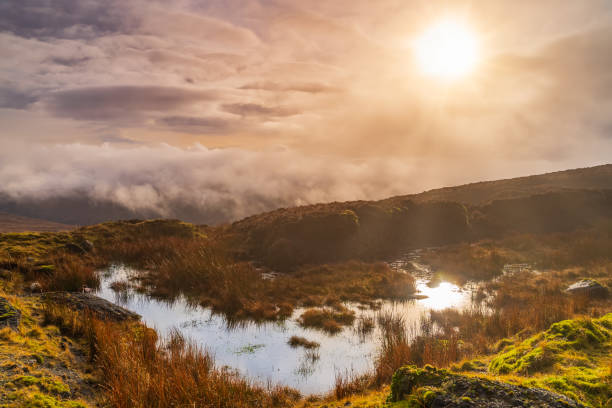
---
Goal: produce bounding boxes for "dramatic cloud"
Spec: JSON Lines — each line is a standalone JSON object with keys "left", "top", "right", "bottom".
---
{"left": 0, "top": 143, "right": 422, "bottom": 223}
{"left": 0, "top": 0, "right": 136, "bottom": 39}
{"left": 1, "top": 0, "right": 612, "bottom": 222}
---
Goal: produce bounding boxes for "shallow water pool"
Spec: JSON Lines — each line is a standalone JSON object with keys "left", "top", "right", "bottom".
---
{"left": 96, "top": 259, "right": 474, "bottom": 395}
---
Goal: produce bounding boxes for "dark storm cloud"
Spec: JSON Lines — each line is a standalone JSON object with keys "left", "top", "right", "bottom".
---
{"left": 0, "top": 0, "right": 135, "bottom": 39}
{"left": 46, "top": 86, "right": 219, "bottom": 122}
{"left": 157, "top": 116, "right": 237, "bottom": 134}
{"left": 221, "top": 103, "right": 300, "bottom": 117}
{"left": 0, "top": 87, "right": 37, "bottom": 109}
{"left": 239, "top": 81, "right": 338, "bottom": 93}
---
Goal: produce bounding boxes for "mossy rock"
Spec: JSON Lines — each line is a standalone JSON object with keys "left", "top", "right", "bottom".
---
{"left": 390, "top": 365, "right": 587, "bottom": 407}
{"left": 489, "top": 314, "right": 612, "bottom": 376}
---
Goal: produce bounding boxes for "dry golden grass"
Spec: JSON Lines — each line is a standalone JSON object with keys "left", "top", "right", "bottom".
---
{"left": 42, "top": 304, "right": 301, "bottom": 408}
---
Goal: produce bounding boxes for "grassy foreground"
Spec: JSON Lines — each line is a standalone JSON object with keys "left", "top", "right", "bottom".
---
{"left": 298, "top": 313, "right": 612, "bottom": 408}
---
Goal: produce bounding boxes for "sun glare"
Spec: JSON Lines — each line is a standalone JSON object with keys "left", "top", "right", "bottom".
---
{"left": 414, "top": 19, "right": 479, "bottom": 79}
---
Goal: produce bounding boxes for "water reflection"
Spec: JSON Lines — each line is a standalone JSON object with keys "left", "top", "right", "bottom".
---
{"left": 417, "top": 281, "right": 469, "bottom": 311}
{"left": 96, "top": 261, "right": 474, "bottom": 395}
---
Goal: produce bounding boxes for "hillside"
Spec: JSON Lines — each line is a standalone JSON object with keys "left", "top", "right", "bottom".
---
{"left": 401, "top": 164, "right": 612, "bottom": 206}
{"left": 225, "top": 188, "right": 612, "bottom": 270}
{"left": 0, "top": 165, "right": 611, "bottom": 227}
{"left": 0, "top": 212, "right": 74, "bottom": 233}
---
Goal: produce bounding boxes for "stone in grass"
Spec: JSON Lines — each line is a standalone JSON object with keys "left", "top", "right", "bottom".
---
{"left": 390, "top": 365, "right": 587, "bottom": 408}
{"left": 566, "top": 279, "right": 609, "bottom": 298}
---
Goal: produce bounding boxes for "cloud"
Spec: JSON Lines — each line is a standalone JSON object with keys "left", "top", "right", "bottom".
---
{"left": 1, "top": 0, "right": 612, "bottom": 224}
{"left": 45, "top": 86, "right": 219, "bottom": 122}
{"left": 2, "top": 142, "right": 605, "bottom": 225}
{"left": 221, "top": 103, "right": 300, "bottom": 117}
{"left": 0, "top": 87, "right": 37, "bottom": 109}
{"left": 0, "top": 0, "right": 136, "bottom": 39}
{"left": 239, "top": 81, "right": 338, "bottom": 93}
{"left": 0, "top": 143, "right": 429, "bottom": 224}
{"left": 156, "top": 116, "right": 238, "bottom": 134}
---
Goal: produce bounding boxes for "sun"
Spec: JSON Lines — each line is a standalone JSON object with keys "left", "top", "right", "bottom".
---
{"left": 413, "top": 19, "right": 479, "bottom": 79}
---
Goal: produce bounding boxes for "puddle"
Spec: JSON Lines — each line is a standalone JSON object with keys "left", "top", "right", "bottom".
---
{"left": 96, "top": 255, "right": 475, "bottom": 395}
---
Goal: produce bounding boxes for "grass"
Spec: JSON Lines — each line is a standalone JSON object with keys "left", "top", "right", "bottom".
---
{"left": 0, "top": 293, "right": 96, "bottom": 407}
{"left": 124, "top": 236, "right": 416, "bottom": 322}
{"left": 41, "top": 303, "right": 301, "bottom": 408}
{"left": 298, "top": 307, "right": 356, "bottom": 334}
{"left": 328, "top": 261, "right": 612, "bottom": 405}
{"left": 2, "top": 217, "right": 612, "bottom": 407}
{"left": 421, "top": 223, "right": 612, "bottom": 285}
{"left": 485, "top": 314, "right": 612, "bottom": 407}
{"left": 330, "top": 314, "right": 612, "bottom": 407}
{"left": 288, "top": 336, "right": 320, "bottom": 349}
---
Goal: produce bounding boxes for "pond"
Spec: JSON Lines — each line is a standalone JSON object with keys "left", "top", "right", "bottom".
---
{"left": 95, "top": 254, "right": 476, "bottom": 395}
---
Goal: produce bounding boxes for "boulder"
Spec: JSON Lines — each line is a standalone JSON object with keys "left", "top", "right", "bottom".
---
{"left": 29, "top": 281, "right": 43, "bottom": 293}
{"left": 390, "top": 365, "right": 586, "bottom": 408}
{"left": 43, "top": 292, "right": 140, "bottom": 322}
{"left": 566, "top": 279, "right": 609, "bottom": 298}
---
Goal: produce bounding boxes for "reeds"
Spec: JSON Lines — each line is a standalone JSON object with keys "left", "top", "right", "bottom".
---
{"left": 288, "top": 336, "right": 320, "bottom": 349}
{"left": 41, "top": 304, "right": 301, "bottom": 408}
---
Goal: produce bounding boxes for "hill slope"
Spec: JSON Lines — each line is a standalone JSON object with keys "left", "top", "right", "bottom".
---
{"left": 0, "top": 164, "right": 611, "bottom": 226}
{"left": 0, "top": 212, "right": 74, "bottom": 233}
{"left": 403, "top": 164, "right": 612, "bottom": 205}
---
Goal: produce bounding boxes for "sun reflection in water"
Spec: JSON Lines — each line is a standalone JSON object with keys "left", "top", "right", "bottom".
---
{"left": 416, "top": 281, "right": 468, "bottom": 310}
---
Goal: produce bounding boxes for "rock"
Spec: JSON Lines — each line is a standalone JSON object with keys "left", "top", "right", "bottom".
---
{"left": 81, "top": 239, "right": 95, "bottom": 252}
{"left": 43, "top": 292, "right": 141, "bottom": 322}
{"left": 566, "top": 279, "right": 609, "bottom": 298}
{"left": 0, "top": 297, "right": 21, "bottom": 330}
{"left": 64, "top": 242, "right": 86, "bottom": 255}
{"left": 29, "top": 281, "right": 43, "bottom": 293}
{"left": 390, "top": 365, "right": 586, "bottom": 408}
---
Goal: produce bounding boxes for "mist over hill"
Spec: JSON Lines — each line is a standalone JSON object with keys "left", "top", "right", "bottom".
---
{"left": 1, "top": 164, "right": 611, "bottom": 227}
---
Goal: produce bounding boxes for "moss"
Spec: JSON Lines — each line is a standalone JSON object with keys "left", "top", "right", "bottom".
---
{"left": 32, "top": 354, "right": 45, "bottom": 364}
{"left": 494, "top": 338, "right": 514, "bottom": 352}
{"left": 27, "top": 327, "right": 44, "bottom": 338}
{"left": 13, "top": 375, "right": 70, "bottom": 395}
{"left": 452, "top": 359, "right": 486, "bottom": 372}
{"left": 8, "top": 391, "right": 87, "bottom": 408}
{"left": 486, "top": 313, "right": 612, "bottom": 407}
{"left": 390, "top": 365, "right": 449, "bottom": 402}
{"left": 490, "top": 314, "right": 612, "bottom": 376}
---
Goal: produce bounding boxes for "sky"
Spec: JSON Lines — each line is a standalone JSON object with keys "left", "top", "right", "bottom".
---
{"left": 1, "top": 0, "right": 612, "bottom": 223}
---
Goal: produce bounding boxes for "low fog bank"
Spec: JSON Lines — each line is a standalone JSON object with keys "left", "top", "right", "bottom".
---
{"left": 0, "top": 143, "right": 422, "bottom": 225}
{"left": 0, "top": 143, "right": 597, "bottom": 226}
